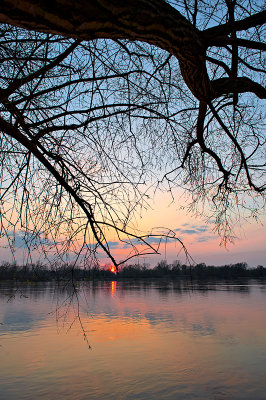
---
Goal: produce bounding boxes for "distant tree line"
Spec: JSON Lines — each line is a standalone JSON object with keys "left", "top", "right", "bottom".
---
{"left": 0, "top": 261, "right": 265, "bottom": 282}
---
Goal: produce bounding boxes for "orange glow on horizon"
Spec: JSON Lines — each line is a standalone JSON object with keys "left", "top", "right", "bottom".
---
{"left": 110, "top": 266, "right": 116, "bottom": 273}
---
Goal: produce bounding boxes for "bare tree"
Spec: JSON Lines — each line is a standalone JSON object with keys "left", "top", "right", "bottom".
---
{"left": 0, "top": 0, "right": 265, "bottom": 268}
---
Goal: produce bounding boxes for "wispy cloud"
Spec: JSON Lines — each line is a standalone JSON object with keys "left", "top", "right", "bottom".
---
{"left": 106, "top": 241, "right": 120, "bottom": 249}
{"left": 175, "top": 224, "right": 209, "bottom": 235}
{"left": 7, "top": 230, "right": 54, "bottom": 248}
{"left": 181, "top": 229, "right": 199, "bottom": 235}
{"left": 173, "top": 223, "right": 216, "bottom": 243}
{"left": 196, "top": 235, "right": 218, "bottom": 243}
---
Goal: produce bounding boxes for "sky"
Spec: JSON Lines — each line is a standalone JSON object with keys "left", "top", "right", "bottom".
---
{"left": 0, "top": 186, "right": 265, "bottom": 268}
{"left": 0, "top": 4, "right": 265, "bottom": 269}
{"left": 102, "top": 189, "right": 266, "bottom": 268}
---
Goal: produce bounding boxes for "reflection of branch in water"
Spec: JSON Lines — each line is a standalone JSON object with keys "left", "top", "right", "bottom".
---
{"left": 44, "top": 225, "right": 194, "bottom": 348}
{"left": 48, "top": 270, "right": 95, "bottom": 349}
{"left": 72, "top": 283, "right": 92, "bottom": 350}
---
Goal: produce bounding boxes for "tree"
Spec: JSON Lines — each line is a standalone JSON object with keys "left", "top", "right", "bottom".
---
{"left": 0, "top": 0, "right": 265, "bottom": 269}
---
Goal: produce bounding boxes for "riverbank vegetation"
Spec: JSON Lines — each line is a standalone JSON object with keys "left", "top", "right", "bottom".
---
{"left": 0, "top": 261, "right": 265, "bottom": 282}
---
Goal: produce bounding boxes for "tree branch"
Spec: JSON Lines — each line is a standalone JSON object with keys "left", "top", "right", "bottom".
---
{"left": 208, "top": 102, "right": 264, "bottom": 193}
{"left": 204, "top": 10, "right": 266, "bottom": 38}
{"left": 0, "top": 115, "right": 120, "bottom": 268}
{"left": 212, "top": 77, "right": 266, "bottom": 99}
{"left": 196, "top": 101, "right": 230, "bottom": 182}
{"left": 208, "top": 38, "right": 266, "bottom": 51}
{"left": 0, "top": 39, "right": 80, "bottom": 101}
{"left": 0, "top": 0, "right": 211, "bottom": 100}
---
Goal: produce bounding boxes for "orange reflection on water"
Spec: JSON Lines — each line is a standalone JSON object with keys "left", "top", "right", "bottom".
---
{"left": 1, "top": 282, "right": 266, "bottom": 400}
{"left": 110, "top": 280, "right": 116, "bottom": 297}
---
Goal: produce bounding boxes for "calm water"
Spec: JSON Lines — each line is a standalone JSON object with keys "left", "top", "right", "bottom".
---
{"left": 0, "top": 279, "right": 266, "bottom": 400}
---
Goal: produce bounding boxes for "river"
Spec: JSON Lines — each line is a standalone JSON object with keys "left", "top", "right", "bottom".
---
{"left": 0, "top": 279, "right": 266, "bottom": 399}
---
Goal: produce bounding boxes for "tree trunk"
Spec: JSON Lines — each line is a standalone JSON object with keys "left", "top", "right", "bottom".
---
{"left": 0, "top": 0, "right": 211, "bottom": 100}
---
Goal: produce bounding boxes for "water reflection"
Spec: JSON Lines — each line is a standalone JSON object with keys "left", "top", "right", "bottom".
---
{"left": 110, "top": 280, "right": 116, "bottom": 297}
{"left": 0, "top": 279, "right": 266, "bottom": 400}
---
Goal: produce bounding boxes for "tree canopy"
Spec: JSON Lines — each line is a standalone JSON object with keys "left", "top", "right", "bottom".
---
{"left": 0, "top": 0, "right": 265, "bottom": 268}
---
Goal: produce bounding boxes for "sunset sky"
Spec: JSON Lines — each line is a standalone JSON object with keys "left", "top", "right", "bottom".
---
{"left": 104, "top": 189, "right": 266, "bottom": 268}
{"left": 146, "top": 193, "right": 266, "bottom": 267}
{"left": 1, "top": 186, "right": 265, "bottom": 267}
{"left": 0, "top": 2, "right": 265, "bottom": 270}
